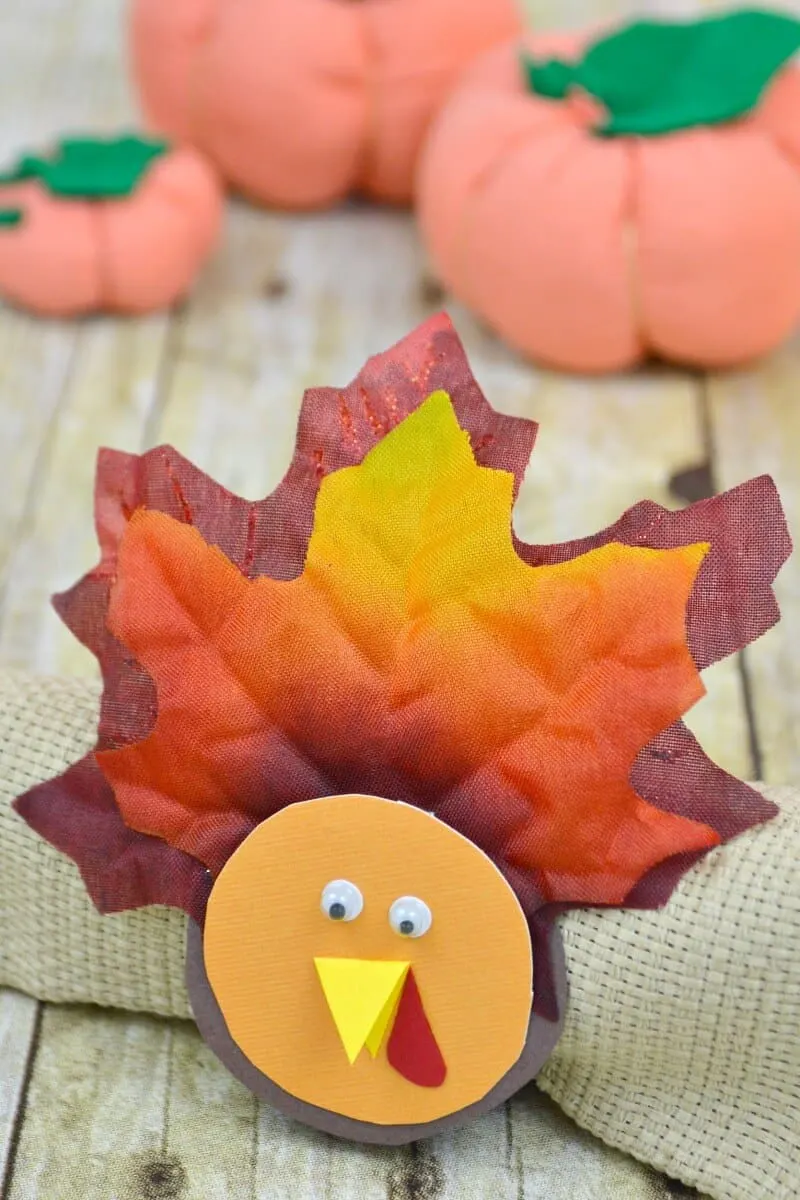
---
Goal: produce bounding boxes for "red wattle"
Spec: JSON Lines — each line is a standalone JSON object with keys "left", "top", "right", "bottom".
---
{"left": 387, "top": 967, "right": 447, "bottom": 1088}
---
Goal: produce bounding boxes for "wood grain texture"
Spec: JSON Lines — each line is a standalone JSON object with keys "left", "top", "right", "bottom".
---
{"left": 0, "top": 318, "right": 78, "bottom": 608}
{"left": 706, "top": 345, "right": 800, "bottom": 783}
{"left": 0, "top": 0, "right": 141, "bottom": 672}
{"left": 0, "top": 0, "right": 792, "bottom": 1196}
{"left": 3, "top": 1002, "right": 704, "bottom": 1200}
{"left": 0, "top": 316, "right": 171, "bottom": 676}
{"left": 0, "top": 990, "right": 38, "bottom": 1192}
{"left": 5, "top": 1005, "right": 173, "bottom": 1200}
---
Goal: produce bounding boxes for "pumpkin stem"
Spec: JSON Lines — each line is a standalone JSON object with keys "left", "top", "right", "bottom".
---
{"left": 522, "top": 56, "right": 575, "bottom": 100}
{"left": 0, "top": 134, "right": 169, "bottom": 201}
{"left": 522, "top": 10, "right": 800, "bottom": 137}
{"left": 0, "top": 208, "right": 23, "bottom": 228}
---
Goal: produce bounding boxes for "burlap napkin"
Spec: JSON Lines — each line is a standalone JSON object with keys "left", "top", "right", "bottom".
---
{"left": 0, "top": 669, "right": 796, "bottom": 1200}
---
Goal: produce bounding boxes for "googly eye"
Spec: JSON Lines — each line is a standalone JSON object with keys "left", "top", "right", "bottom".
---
{"left": 388, "top": 896, "right": 432, "bottom": 939}
{"left": 320, "top": 879, "right": 363, "bottom": 923}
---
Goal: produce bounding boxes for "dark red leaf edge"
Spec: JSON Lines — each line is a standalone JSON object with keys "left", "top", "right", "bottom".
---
{"left": 15, "top": 754, "right": 211, "bottom": 923}
{"left": 517, "top": 473, "right": 790, "bottom": 672}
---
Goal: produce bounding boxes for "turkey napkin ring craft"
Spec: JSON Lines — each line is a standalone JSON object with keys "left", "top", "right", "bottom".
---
{"left": 15, "top": 315, "right": 791, "bottom": 1143}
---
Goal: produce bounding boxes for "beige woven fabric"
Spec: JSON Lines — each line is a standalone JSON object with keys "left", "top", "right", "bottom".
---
{"left": 537, "top": 787, "right": 800, "bottom": 1200}
{"left": 0, "top": 669, "right": 797, "bottom": 1199}
{"left": 0, "top": 670, "right": 189, "bottom": 1019}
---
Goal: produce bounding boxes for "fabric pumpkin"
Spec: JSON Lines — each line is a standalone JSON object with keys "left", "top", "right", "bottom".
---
{"left": 129, "top": 0, "right": 522, "bottom": 208}
{"left": 417, "top": 13, "right": 800, "bottom": 372}
{"left": 0, "top": 135, "right": 222, "bottom": 317}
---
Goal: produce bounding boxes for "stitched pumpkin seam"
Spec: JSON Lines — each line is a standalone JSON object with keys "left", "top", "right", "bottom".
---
{"left": 354, "top": 3, "right": 381, "bottom": 198}
{"left": 620, "top": 137, "right": 648, "bottom": 363}
{"left": 453, "top": 116, "right": 571, "bottom": 321}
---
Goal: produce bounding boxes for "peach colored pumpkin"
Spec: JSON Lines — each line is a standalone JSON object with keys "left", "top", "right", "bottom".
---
{"left": 129, "top": 0, "right": 522, "bottom": 208}
{"left": 417, "top": 30, "right": 800, "bottom": 372}
{"left": 0, "top": 144, "right": 222, "bottom": 317}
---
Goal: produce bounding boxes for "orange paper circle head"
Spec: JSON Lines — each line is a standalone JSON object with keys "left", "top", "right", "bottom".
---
{"left": 204, "top": 794, "right": 533, "bottom": 1125}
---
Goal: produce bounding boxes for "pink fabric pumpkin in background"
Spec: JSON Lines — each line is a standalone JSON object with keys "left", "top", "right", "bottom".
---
{"left": 0, "top": 135, "right": 223, "bottom": 317}
{"left": 417, "top": 11, "right": 800, "bottom": 373}
{"left": 129, "top": 0, "right": 523, "bottom": 209}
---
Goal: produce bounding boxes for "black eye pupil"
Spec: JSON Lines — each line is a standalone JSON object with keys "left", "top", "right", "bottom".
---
{"left": 399, "top": 919, "right": 415, "bottom": 936}
{"left": 329, "top": 901, "right": 346, "bottom": 920}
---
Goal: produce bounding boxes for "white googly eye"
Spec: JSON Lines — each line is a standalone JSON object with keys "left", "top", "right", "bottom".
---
{"left": 388, "top": 896, "right": 432, "bottom": 939}
{"left": 321, "top": 880, "right": 363, "bottom": 923}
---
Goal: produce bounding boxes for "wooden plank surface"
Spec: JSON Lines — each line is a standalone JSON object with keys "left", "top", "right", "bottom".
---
{"left": 0, "top": 0, "right": 794, "bottom": 1196}
{"left": 0, "top": 0, "right": 146, "bottom": 675}
{"left": 4, "top": 1001, "right": 699, "bottom": 1200}
{"left": 5, "top": 1004, "right": 173, "bottom": 1200}
{"left": 0, "top": 991, "right": 39, "bottom": 1194}
{"left": 0, "top": 316, "right": 172, "bottom": 676}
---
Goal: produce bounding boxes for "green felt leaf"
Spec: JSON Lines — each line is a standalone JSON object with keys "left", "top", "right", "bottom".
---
{"left": 0, "top": 208, "right": 23, "bottom": 228}
{"left": 0, "top": 134, "right": 169, "bottom": 199}
{"left": 523, "top": 9, "right": 800, "bottom": 136}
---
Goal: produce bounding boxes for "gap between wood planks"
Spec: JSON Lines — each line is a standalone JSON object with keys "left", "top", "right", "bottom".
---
{"left": 1, "top": 1001, "right": 705, "bottom": 1199}
{"left": 0, "top": 991, "right": 41, "bottom": 1197}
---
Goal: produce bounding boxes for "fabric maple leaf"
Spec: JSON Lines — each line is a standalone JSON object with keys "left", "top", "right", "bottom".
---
{"left": 95, "top": 391, "right": 718, "bottom": 906}
{"left": 15, "top": 315, "right": 789, "bottom": 954}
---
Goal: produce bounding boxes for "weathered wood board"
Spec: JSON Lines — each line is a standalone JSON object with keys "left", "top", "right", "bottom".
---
{"left": 0, "top": 991, "right": 38, "bottom": 1194}
{"left": 0, "top": 0, "right": 796, "bottom": 1196}
{"left": 3, "top": 1000, "right": 704, "bottom": 1200}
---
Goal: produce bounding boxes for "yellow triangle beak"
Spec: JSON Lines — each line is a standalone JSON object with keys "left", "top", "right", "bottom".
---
{"left": 314, "top": 957, "right": 410, "bottom": 1064}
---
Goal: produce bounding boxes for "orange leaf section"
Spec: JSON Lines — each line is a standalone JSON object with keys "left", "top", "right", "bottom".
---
{"left": 97, "top": 391, "right": 719, "bottom": 900}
